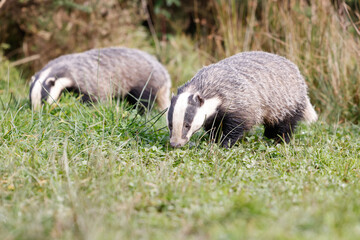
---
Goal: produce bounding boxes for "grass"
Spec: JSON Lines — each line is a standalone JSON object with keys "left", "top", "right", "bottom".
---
{"left": 1, "top": 66, "right": 360, "bottom": 239}
{"left": 1, "top": 1, "right": 360, "bottom": 238}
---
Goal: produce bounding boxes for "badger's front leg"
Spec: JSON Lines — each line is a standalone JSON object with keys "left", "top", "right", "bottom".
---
{"left": 220, "top": 116, "right": 249, "bottom": 148}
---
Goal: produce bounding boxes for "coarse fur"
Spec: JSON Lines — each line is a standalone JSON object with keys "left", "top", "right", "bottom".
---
{"left": 167, "top": 51, "right": 318, "bottom": 148}
{"left": 29, "top": 47, "right": 171, "bottom": 111}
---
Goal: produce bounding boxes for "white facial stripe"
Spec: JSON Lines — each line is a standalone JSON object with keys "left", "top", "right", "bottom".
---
{"left": 170, "top": 92, "right": 222, "bottom": 147}
{"left": 47, "top": 77, "right": 74, "bottom": 105}
{"left": 31, "top": 68, "right": 52, "bottom": 110}
{"left": 186, "top": 96, "right": 221, "bottom": 140}
{"left": 186, "top": 111, "right": 203, "bottom": 140}
{"left": 171, "top": 92, "right": 191, "bottom": 140}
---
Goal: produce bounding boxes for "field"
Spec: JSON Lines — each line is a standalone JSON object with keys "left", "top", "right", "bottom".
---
{"left": 1, "top": 0, "right": 360, "bottom": 239}
{"left": 0, "top": 65, "right": 360, "bottom": 239}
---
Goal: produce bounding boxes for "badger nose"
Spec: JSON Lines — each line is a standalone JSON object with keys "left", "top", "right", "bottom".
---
{"left": 170, "top": 139, "right": 185, "bottom": 148}
{"left": 170, "top": 141, "right": 181, "bottom": 148}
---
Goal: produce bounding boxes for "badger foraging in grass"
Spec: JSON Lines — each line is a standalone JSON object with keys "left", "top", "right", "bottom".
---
{"left": 167, "top": 51, "right": 318, "bottom": 148}
{"left": 29, "top": 47, "right": 171, "bottom": 111}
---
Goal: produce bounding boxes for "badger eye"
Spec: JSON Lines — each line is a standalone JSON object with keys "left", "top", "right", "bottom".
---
{"left": 168, "top": 123, "right": 173, "bottom": 130}
{"left": 184, "top": 123, "right": 191, "bottom": 130}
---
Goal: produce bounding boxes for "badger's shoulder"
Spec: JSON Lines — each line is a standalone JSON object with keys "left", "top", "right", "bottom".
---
{"left": 86, "top": 47, "right": 170, "bottom": 80}
{"left": 82, "top": 47, "right": 160, "bottom": 65}
{"left": 220, "top": 51, "right": 301, "bottom": 74}
{"left": 178, "top": 62, "right": 249, "bottom": 97}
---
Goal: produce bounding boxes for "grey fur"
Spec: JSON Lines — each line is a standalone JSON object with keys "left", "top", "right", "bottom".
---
{"left": 29, "top": 47, "right": 171, "bottom": 110}
{"left": 169, "top": 51, "right": 317, "bottom": 148}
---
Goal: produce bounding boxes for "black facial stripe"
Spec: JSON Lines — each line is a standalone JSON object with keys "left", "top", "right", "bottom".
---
{"left": 167, "top": 95, "right": 179, "bottom": 129}
{"left": 40, "top": 80, "right": 54, "bottom": 102}
{"left": 185, "top": 95, "right": 198, "bottom": 122}
{"left": 182, "top": 95, "right": 198, "bottom": 138}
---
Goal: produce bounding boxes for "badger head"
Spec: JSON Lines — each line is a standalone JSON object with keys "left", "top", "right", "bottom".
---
{"left": 167, "top": 91, "right": 221, "bottom": 148}
{"left": 29, "top": 67, "right": 74, "bottom": 110}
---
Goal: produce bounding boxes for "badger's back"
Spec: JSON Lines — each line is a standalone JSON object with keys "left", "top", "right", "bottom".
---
{"left": 30, "top": 47, "right": 171, "bottom": 110}
{"left": 46, "top": 47, "right": 169, "bottom": 99}
{"left": 180, "top": 51, "right": 313, "bottom": 125}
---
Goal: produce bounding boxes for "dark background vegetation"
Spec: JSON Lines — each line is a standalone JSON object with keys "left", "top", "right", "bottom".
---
{"left": 0, "top": 0, "right": 360, "bottom": 122}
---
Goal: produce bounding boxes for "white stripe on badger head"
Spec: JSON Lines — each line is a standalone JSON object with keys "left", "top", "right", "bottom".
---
{"left": 46, "top": 77, "right": 74, "bottom": 105}
{"left": 185, "top": 96, "right": 221, "bottom": 140}
{"left": 170, "top": 92, "right": 191, "bottom": 141}
{"left": 30, "top": 67, "right": 52, "bottom": 110}
{"left": 170, "top": 91, "right": 221, "bottom": 147}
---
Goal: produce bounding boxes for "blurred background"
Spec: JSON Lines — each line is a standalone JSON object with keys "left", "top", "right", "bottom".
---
{"left": 0, "top": 0, "right": 359, "bottom": 123}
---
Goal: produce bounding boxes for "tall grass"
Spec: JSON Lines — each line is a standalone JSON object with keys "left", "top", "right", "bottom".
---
{"left": 159, "top": 34, "right": 205, "bottom": 90}
{"left": 0, "top": 55, "right": 25, "bottom": 98}
{"left": 193, "top": 0, "right": 360, "bottom": 123}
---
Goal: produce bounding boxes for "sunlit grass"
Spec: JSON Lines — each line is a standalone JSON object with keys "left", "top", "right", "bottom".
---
{"left": 0, "top": 75, "right": 359, "bottom": 239}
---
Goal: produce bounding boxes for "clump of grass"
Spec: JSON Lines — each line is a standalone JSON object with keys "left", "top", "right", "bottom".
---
{"left": 158, "top": 34, "right": 206, "bottom": 90}
{"left": 0, "top": 53, "right": 26, "bottom": 98}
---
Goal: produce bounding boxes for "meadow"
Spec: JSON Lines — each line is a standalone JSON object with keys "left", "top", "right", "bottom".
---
{"left": 1, "top": 55, "right": 360, "bottom": 240}
{"left": 1, "top": 0, "right": 360, "bottom": 239}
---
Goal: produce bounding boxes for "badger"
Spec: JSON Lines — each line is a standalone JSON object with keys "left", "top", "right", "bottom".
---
{"left": 167, "top": 51, "right": 318, "bottom": 148}
{"left": 29, "top": 47, "right": 171, "bottom": 111}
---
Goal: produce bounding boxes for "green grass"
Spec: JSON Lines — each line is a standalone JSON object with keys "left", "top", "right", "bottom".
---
{"left": 1, "top": 71, "right": 360, "bottom": 239}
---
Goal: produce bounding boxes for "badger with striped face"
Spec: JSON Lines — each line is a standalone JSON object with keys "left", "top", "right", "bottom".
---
{"left": 167, "top": 92, "right": 221, "bottom": 147}
{"left": 29, "top": 67, "right": 75, "bottom": 109}
{"left": 29, "top": 47, "right": 171, "bottom": 111}
{"left": 167, "top": 51, "right": 318, "bottom": 148}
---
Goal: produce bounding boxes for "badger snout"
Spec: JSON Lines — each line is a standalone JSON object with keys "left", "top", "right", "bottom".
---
{"left": 170, "top": 141, "right": 182, "bottom": 148}
{"left": 31, "top": 102, "right": 42, "bottom": 111}
{"left": 170, "top": 137, "right": 188, "bottom": 148}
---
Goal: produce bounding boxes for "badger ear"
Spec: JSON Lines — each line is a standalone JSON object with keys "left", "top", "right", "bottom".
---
{"left": 46, "top": 77, "right": 56, "bottom": 86}
{"left": 171, "top": 92, "right": 174, "bottom": 98}
{"left": 193, "top": 92, "right": 204, "bottom": 107}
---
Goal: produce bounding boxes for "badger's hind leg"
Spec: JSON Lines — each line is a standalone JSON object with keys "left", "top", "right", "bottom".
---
{"left": 126, "top": 87, "right": 156, "bottom": 112}
{"left": 156, "top": 85, "right": 171, "bottom": 111}
{"left": 264, "top": 108, "right": 304, "bottom": 143}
